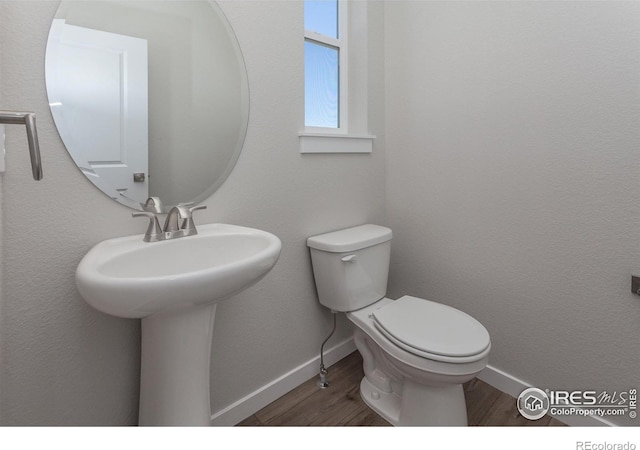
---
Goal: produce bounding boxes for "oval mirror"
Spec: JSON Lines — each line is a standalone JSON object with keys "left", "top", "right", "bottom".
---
{"left": 45, "top": 0, "right": 249, "bottom": 211}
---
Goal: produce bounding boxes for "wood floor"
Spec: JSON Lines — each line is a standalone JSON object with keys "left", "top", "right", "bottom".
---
{"left": 238, "top": 351, "right": 566, "bottom": 427}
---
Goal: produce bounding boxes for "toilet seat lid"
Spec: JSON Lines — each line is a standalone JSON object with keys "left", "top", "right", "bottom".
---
{"left": 372, "top": 295, "right": 490, "bottom": 359}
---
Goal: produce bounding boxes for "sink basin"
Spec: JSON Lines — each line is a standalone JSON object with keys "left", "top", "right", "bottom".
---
{"left": 76, "top": 223, "right": 281, "bottom": 318}
{"left": 75, "top": 223, "right": 281, "bottom": 426}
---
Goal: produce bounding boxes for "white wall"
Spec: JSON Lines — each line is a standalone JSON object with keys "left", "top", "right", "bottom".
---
{"left": 3, "top": 0, "right": 639, "bottom": 428}
{"left": 0, "top": 0, "right": 386, "bottom": 425}
{"left": 385, "top": 1, "right": 640, "bottom": 426}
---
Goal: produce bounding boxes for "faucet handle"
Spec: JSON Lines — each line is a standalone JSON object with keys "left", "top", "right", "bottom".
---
{"left": 184, "top": 205, "right": 207, "bottom": 235}
{"left": 132, "top": 212, "right": 163, "bottom": 242}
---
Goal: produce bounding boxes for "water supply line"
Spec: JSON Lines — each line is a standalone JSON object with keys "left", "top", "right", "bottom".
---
{"left": 317, "top": 311, "right": 337, "bottom": 389}
{"left": 0, "top": 111, "right": 43, "bottom": 180}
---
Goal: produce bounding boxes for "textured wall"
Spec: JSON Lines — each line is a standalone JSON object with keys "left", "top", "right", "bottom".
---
{"left": 385, "top": 1, "right": 640, "bottom": 426}
{"left": 5, "top": 0, "right": 638, "bottom": 428}
{"left": 0, "top": 0, "right": 386, "bottom": 425}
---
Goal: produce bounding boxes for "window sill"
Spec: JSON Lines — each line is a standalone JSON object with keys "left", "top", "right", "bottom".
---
{"left": 299, "top": 132, "right": 375, "bottom": 154}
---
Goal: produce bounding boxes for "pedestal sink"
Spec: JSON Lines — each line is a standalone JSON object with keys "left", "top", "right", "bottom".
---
{"left": 75, "top": 223, "right": 281, "bottom": 426}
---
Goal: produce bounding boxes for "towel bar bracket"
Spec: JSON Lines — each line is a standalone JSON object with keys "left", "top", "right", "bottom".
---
{"left": 0, "top": 124, "right": 5, "bottom": 174}
{"left": 0, "top": 110, "right": 43, "bottom": 180}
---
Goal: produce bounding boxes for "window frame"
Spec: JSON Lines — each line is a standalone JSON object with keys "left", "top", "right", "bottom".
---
{"left": 300, "top": 0, "right": 375, "bottom": 154}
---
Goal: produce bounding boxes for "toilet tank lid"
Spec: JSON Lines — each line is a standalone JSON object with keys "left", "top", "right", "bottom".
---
{"left": 307, "top": 224, "right": 392, "bottom": 252}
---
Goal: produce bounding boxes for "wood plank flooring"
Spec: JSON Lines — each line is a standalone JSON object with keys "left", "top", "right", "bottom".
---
{"left": 238, "top": 351, "right": 565, "bottom": 427}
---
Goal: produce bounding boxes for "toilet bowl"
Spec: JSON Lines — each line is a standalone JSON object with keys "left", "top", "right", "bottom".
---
{"left": 349, "top": 296, "right": 490, "bottom": 425}
{"left": 307, "top": 224, "right": 491, "bottom": 426}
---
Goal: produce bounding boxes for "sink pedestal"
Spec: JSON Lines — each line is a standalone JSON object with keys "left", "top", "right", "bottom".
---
{"left": 139, "top": 303, "right": 217, "bottom": 426}
{"left": 75, "top": 223, "right": 282, "bottom": 425}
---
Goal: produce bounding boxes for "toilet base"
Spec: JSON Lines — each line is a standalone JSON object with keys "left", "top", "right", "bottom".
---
{"left": 360, "top": 377, "right": 401, "bottom": 424}
{"left": 360, "top": 376, "right": 468, "bottom": 426}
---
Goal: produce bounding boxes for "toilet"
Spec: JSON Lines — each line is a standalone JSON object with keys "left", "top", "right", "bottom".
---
{"left": 307, "top": 224, "right": 491, "bottom": 426}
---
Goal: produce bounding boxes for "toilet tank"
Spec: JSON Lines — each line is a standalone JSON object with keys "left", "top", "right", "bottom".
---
{"left": 307, "top": 224, "right": 392, "bottom": 312}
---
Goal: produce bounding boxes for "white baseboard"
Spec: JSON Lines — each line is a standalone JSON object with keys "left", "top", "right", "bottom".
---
{"left": 211, "top": 343, "right": 615, "bottom": 427}
{"left": 210, "top": 338, "right": 357, "bottom": 426}
{"left": 477, "top": 365, "right": 615, "bottom": 427}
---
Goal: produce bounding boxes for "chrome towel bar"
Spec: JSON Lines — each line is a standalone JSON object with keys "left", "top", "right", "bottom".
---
{"left": 0, "top": 110, "right": 43, "bottom": 180}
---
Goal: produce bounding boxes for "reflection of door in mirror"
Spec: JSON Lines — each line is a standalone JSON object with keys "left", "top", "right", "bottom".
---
{"left": 47, "top": 19, "right": 149, "bottom": 201}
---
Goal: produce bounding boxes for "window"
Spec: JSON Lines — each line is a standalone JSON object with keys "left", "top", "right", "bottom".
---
{"left": 301, "top": 0, "right": 375, "bottom": 153}
{"left": 304, "top": 0, "right": 345, "bottom": 129}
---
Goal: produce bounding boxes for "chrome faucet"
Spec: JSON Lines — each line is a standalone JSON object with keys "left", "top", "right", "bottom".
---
{"left": 163, "top": 204, "right": 190, "bottom": 234}
{"left": 133, "top": 199, "right": 207, "bottom": 242}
